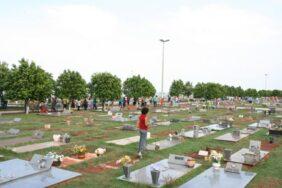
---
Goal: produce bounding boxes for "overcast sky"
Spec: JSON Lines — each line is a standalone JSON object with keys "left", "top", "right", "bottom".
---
{"left": 0, "top": 0, "right": 281, "bottom": 92}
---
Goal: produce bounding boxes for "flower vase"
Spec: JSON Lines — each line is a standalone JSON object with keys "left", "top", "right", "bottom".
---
{"left": 212, "top": 162, "right": 221, "bottom": 170}
{"left": 151, "top": 169, "right": 160, "bottom": 185}
{"left": 52, "top": 160, "right": 61, "bottom": 166}
{"left": 123, "top": 164, "right": 132, "bottom": 179}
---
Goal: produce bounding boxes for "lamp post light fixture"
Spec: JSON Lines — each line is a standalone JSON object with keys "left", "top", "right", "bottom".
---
{"left": 159, "top": 39, "right": 170, "bottom": 99}
{"left": 264, "top": 73, "right": 268, "bottom": 98}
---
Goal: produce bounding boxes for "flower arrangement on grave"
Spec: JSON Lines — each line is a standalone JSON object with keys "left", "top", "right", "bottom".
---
{"left": 209, "top": 150, "right": 223, "bottom": 170}
{"left": 72, "top": 145, "right": 87, "bottom": 159}
{"left": 63, "top": 133, "right": 71, "bottom": 143}
{"left": 116, "top": 155, "right": 132, "bottom": 166}
{"left": 95, "top": 148, "right": 106, "bottom": 156}
{"left": 53, "top": 134, "right": 62, "bottom": 142}
{"left": 46, "top": 152, "right": 64, "bottom": 166}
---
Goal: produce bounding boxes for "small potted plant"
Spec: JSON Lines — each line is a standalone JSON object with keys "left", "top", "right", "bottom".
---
{"left": 72, "top": 145, "right": 87, "bottom": 159}
{"left": 116, "top": 155, "right": 132, "bottom": 179}
{"left": 269, "top": 136, "right": 274, "bottom": 144}
{"left": 209, "top": 150, "right": 223, "bottom": 170}
{"left": 46, "top": 152, "right": 64, "bottom": 166}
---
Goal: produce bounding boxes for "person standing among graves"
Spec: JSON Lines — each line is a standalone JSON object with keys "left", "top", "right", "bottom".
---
{"left": 76, "top": 100, "right": 81, "bottom": 111}
{"left": 137, "top": 107, "right": 150, "bottom": 158}
{"left": 93, "top": 97, "right": 97, "bottom": 110}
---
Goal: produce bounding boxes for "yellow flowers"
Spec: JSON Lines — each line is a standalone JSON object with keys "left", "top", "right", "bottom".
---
{"left": 72, "top": 145, "right": 87, "bottom": 154}
{"left": 116, "top": 155, "right": 132, "bottom": 165}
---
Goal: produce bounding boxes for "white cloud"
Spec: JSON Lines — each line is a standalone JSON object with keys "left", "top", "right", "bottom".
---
{"left": 0, "top": 3, "right": 281, "bottom": 92}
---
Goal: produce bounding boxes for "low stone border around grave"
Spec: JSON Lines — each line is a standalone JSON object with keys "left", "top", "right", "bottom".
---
{"left": 179, "top": 167, "right": 256, "bottom": 188}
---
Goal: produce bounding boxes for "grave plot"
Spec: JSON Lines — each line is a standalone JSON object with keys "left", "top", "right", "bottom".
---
{"left": 183, "top": 125, "right": 215, "bottom": 138}
{"left": 0, "top": 156, "right": 80, "bottom": 187}
{"left": 226, "top": 141, "right": 269, "bottom": 166}
{"left": 61, "top": 153, "right": 97, "bottom": 168}
{"left": 179, "top": 167, "right": 256, "bottom": 188}
{"left": 0, "top": 128, "right": 21, "bottom": 139}
{"left": 146, "top": 138, "right": 182, "bottom": 151}
{"left": 11, "top": 141, "right": 66, "bottom": 153}
{"left": 0, "top": 118, "right": 21, "bottom": 124}
{"left": 203, "top": 123, "right": 230, "bottom": 131}
{"left": 37, "top": 111, "right": 72, "bottom": 117}
{"left": 180, "top": 116, "right": 202, "bottom": 122}
{"left": 215, "top": 128, "right": 259, "bottom": 142}
{"left": 0, "top": 136, "right": 38, "bottom": 148}
{"left": 106, "top": 133, "right": 151, "bottom": 146}
{"left": 115, "top": 124, "right": 137, "bottom": 131}
{"left": 118, "top": 154, "right": 201, "bottom": 187}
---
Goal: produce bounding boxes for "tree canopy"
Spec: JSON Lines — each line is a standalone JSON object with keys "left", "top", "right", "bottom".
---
{"left": 169, "top": 79, "right": 186, "bottom": 97}
{"left": 55, "top": 70, "right": 87, "bottom": 100}
{"left": 123, "top": 75, "right": 156, "bottom": 99}
{"left": 0, "top": 62, "right": 10, "bottom": 108}
{"left": 6, "top": 58, "right": 54, "bottom": 111}
{"left": 90, "top": 72, "right": 122, "bottom": 104}
{"left": 184, "top": 81, "right": 193, "bottom": 97}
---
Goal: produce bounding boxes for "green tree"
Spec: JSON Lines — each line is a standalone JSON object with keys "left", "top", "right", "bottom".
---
{"left": 235, "top": 86, "right": 245, "bottom": 97}
{"left": 90, "top": 72, "right": 122, "bottom": 110}
{"left": 6, "top": 58, "right": 54, "bottom": 113}
{"left": 272, "top": 90, "right": 281, "bottom": 97}
{"left": 0, "top": 62, "right": 10, "bottom": 108}
{"left": 123, "top": 75, "right": 156, "bottom": 100}
{"left": 55, "top": 70, "right": 87, "bottom": 101}
{"left": 184, "top": 81, "right": 193, "bottom": 97}
{"left": 244, "top": 88, "right": 258, "bottom": 98}
{"left": 193, "top": 82, "right": 224, "bottom": 100}
{"left": 169, "top": 79, "right": 185, "bottom": 97}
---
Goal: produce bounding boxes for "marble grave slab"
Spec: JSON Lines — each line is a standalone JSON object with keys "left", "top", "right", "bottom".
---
{"left": 0, "top": 159, "right": 80, "bottom": 188}
{"left": 229, "top": 148, "right": 269, "bottom": 165}
{"left": 106, "top": 133, "right": 151, "bottom": 145}
{"left": 146, "top": 139, "right": 182, "bottom": 151}
{"left": 118, "top": 159, "right": 201, "bottom": 187}
{"left": 179, "top": 167, "right": 256, "bottom": 188}
{"left": 11, "top": 141, "right": 66, "bottom": 153}
{"left": 0, "top": 137, "right": 37, "bottom": 147}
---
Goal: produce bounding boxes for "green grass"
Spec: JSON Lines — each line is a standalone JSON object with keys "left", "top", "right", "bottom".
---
{"left": 0, "top": 108, "right": 282, "bottom": 188}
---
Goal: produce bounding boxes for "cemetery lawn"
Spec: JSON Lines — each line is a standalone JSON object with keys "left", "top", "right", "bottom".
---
{"left": 0, "top": 108, "right": 282, "bottom": 188}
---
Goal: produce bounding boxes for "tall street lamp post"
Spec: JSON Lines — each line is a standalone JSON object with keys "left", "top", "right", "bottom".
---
{"left": 160, "top": 39, "right": 170, "bottom": 99}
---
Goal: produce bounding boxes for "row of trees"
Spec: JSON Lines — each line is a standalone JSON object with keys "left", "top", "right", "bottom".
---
{"left": 1, "top": 59, "right": 282, "bottom": 111}
{"left": 0, "top": 59, "right": 156, "bottom": 111}
{"left": 169, "top": 80, "right": 282, "bottom": 100}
